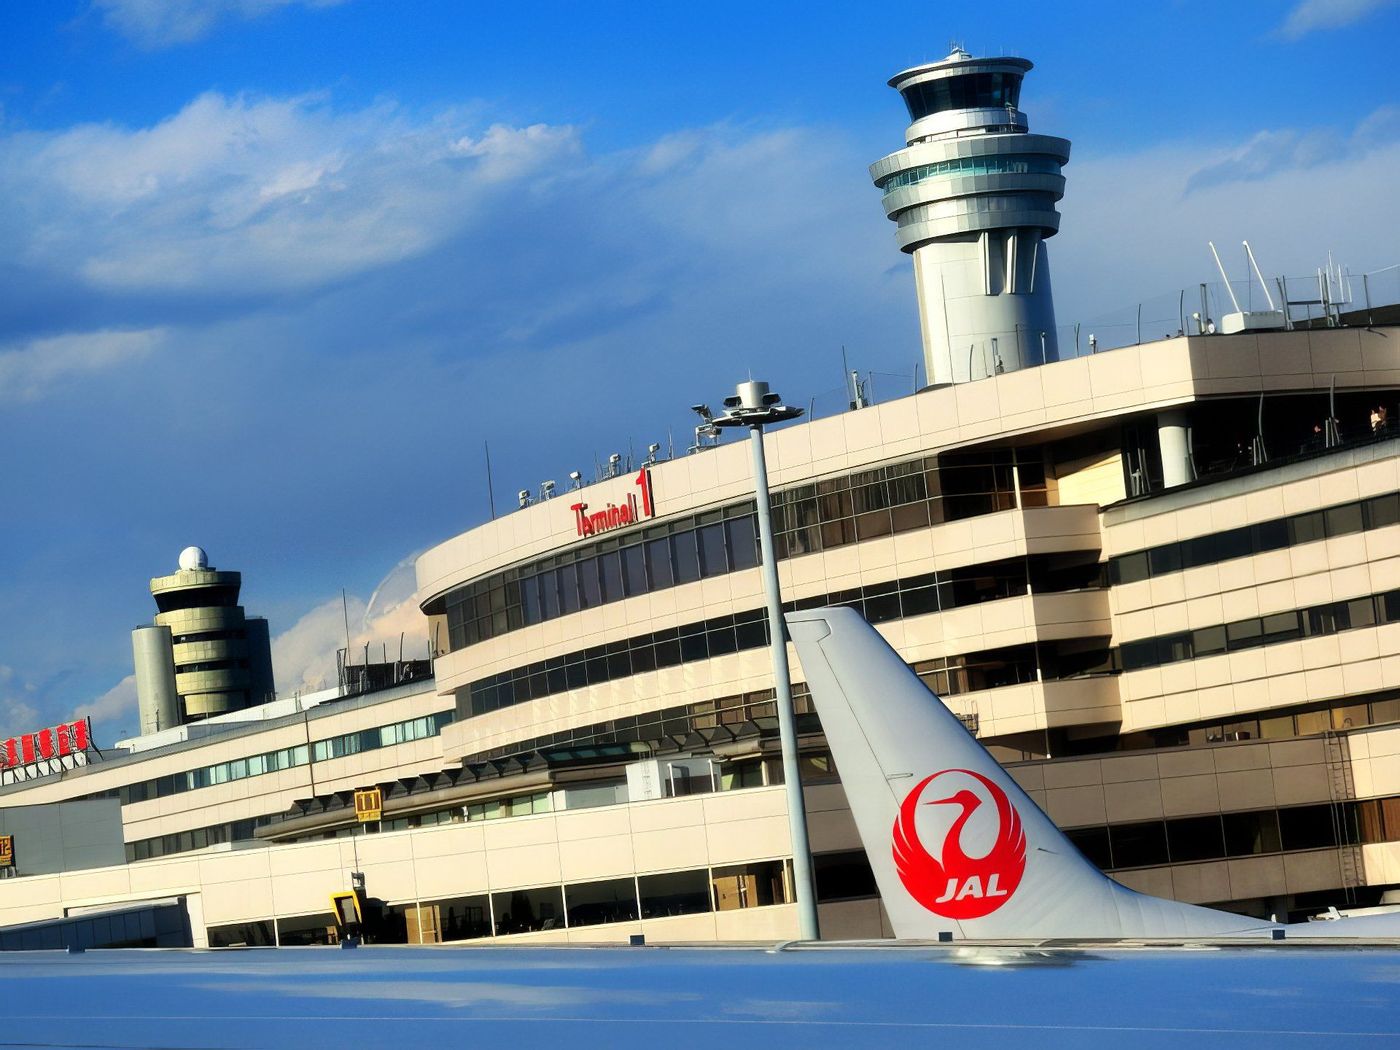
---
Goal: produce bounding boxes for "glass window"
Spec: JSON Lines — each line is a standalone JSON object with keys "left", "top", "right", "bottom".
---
{"left": 639, "top": 870, "right": 712, "bottom": 919}
{"left": 813, "top": 850, "right": 879, "bottom": 902}
{"left": 207, "top": 921, "right": 275, "bottom": 948}
{"left": 1346, "top": 596, "right": 1377, "bottom": 630}
{"left": 1260, "top": 612, "right": 1301, "bottom": 645}
{"left": 697, "top": 523, "right": 727, "bottom": 578}
{"left": 672, "top": 532, "right": 701, "bottom": 585}
{"left": 1147, "top": 545, "right": 1182, "bottom": 576}
{"left": 1288, "top": 511, "right": 1325, "bottom": 546}
{"left": 1114, "top": 552, "right": 1150, "bottom": 585}
{"left": 711, "top": 861, "right": 791, "bottom": 910}
{"left": 1225, "top": 618, "right": 1264, "bottom": 650}
{"left": 1278, "top": 804, "right": 1339, "bottom": 851}
{"left": 557, "top": 564, "right": 580, "bottom": 616}
{"left": 1166, "top": 815, "right": 1226, "bottom": 862}
{"left": 1223, "top": 810, "right": 1281, "bottom": 856}
{"left": 422, "top": 894, "right": 492, "bottom": 942}
{"left": 565, "top": 877, "right": 638, "bottom": 927}
{"left": 1109, "top": 821, "right": 1169, "bottom": 868}
{"left": 621, "top": 544, "right": 647, "bottom": 596}
{"left": 493, "top": 886, "right": 564, "bottom": 934}
{"left": 1365, "top": 492, "right": 1400, "bottom": 529}
{"left": 1251, "top": 518, "right": 1289, "bottom": 553}
{"left": 578, "top": 558, "right": 601, "bottom": 609}
{"left": 598, "top": 551, "right": 623, "bottom": 602}
{"left": 1066, "top": 826, "right": 1112, "bottom": 869}
{"left": 276, "top": 912, "right": 337, "bottom": 947}
{"left": 725, "top": 516, "right": 759, "bottom": 571}
{"left": 563, "top": 780, "right": 628, "bottom": 810}
{"left": 645, "top": 537, "right": 673, "bottom": 589}
{"left": 1325, "top": 502, "right": 1365, "bottom": 537}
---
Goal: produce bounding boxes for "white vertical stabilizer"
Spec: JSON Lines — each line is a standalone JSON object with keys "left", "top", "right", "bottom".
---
{"left": 786, "top": 606, "right": 1280, "bottom": 939}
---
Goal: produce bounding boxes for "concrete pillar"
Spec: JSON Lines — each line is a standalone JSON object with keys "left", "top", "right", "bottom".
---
{"left": 1158, "top": 409, "right": 1196, "bottom": 488}
{"left": 132, "top": 625, "right": 180, "bottom": 735}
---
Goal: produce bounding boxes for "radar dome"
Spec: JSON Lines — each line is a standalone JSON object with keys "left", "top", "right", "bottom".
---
{"left": 178, "top": 546, "right": 209, "bottom": 571}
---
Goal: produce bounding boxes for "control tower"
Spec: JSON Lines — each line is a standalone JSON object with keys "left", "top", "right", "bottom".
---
{"left": 870, "top": 48, "right": 1071, "bottom": 386}
{"left": 131, "top": 546, "right": 275, "bottom": 733}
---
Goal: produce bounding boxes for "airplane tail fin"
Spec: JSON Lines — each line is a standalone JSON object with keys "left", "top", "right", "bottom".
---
{"left": 786, "top": 606, "right": 1275, "bottom": 939}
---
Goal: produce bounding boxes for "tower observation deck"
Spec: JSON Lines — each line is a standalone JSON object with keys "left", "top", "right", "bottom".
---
{"left": 871, "top": 48, "right": 1071, "bottom": 386}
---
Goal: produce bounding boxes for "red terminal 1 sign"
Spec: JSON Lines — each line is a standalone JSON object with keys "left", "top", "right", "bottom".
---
{"left": 0, "top": 718, "right": 95, "bottom": 785}
{"left": 571, "top": 467, "right": 655, "bottom": 539}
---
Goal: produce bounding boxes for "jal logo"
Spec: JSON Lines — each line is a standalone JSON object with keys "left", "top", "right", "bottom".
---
{"left": 892, "top": 768, "right": 1027, "bottom": 919}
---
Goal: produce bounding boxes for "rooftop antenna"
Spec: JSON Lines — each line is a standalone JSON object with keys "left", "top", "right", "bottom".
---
{"left": 1209, "top": 241, "right": 1242, "bottom": 313}
{"left": 483, "top": 441, "right": 497, "bottom": 520}
{"left": 1242, "top": 241, "right": 1276, "bottom": 310}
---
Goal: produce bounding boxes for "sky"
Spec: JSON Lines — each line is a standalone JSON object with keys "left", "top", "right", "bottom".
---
{"left": 1, "top": 0, "right": 1398, "bottom": 742}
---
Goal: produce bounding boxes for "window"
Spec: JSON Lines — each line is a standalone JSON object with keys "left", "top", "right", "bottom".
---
{"left": 1066, "top": 826, "right": 1113, "bottom": 869}
{"left": 1223, "top": 811, "right": 1282, "bottom": 856}
{"left": 813, "top": 850, "right": 878, "bottom": 902}
{"left": 494, "top": 886, "right": 564, "bottom": 934}
{"left": 419, "top": 894, "right": 491, "bottom": 942}
{"left": 1166, "top": 815, "right": 1226, "bottom": 863}
{"left": 276, "top": 913, "right": 337, "bottom": 947}
{"left": 565, "top": 877, "right": 638, "bottom": 927}
{"left": 1109, "top": 821, "right": 1169, "bottom": 868}
{"left": 639, "top": 870, "right": 712, "bottom": 918}
{"left": 697, "top": 522, "right": 727, "bottom": 577}
{"left": 712, "top": 861, "right": 790, "bottom": 911}
{"left": 1278, "top": 804, "right": 1340, "bottom": 851}
{"left": 207, "top": 921, "right": 275, "bottom": 948}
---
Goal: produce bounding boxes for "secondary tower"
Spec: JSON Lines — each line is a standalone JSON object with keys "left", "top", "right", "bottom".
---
{"left": 131, "top": 546, "right": 275, "bottom": 733}
{"left": 871, "top": 48, "right": 1071, "bottom": 386}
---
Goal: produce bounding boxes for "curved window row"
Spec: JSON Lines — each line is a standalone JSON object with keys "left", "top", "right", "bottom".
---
{"left": 464, "top": 553, "right": 1094, "bottom": 716}
{"left": 119, "top": 711, "right": 454, "bottom": 805}
{"left": 900, "top": 192, "right": 1061, "bottom": 226}
{"left": 1111, "top": 490, "right": 1400, "bottom": 586}
{"left": 441, "top": 449, "right": 1049, "bottom": 655}
{"left": 445, "top": 503, "right": 759, "bottom": 652}
{"left": 311, "top": 711, "right": 453, "bottom": 762}
{"left": 210, "top": 860, "right": 800, "bottom": 946}
{"left": 880, "top": 154, "right": 1061, "bottom": 194}
{"left": 1065, "top": 794, "right": 1400, "bottom": 873}
{"left": 1118, "top": 588, "right": 1400, "bottom": 672}
{"left": 899, "top": 71, "right": 1022, "bottom": 120}
{"left": 126, "top": 814, "right": 281, "bottom": 862}
{"left": 174, "top": 658, "right": 247, "bottom": 675}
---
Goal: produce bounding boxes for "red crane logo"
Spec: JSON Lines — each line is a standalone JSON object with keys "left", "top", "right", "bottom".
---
{"left": 892, "top": 768, "right": 1027, "bottom": 919}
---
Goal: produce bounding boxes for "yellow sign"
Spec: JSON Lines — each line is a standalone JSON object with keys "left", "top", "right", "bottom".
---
{"left": 354, "top": 787, "right": 382, "bottom": 823}
{"left": 330, "top": 891, "right": 362, "bottom": 927}
{"left": 0, "top": 835, "right": 12, "bottom": 868}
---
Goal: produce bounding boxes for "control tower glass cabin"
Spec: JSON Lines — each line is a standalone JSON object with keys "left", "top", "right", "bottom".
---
{"left": 870, "top": 49, "right": 1071, "bottom": 386}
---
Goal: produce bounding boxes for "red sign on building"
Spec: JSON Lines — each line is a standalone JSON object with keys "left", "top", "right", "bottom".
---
{"left": 0, "top": 718, "right": 94, "bottom": 783}
{"left": 571, "top": 467, "right": 655, "bottom": 538}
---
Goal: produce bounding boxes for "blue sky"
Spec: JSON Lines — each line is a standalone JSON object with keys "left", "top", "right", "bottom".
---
{"left": 1, "top": 0, "right": 1398, "bottom": 740}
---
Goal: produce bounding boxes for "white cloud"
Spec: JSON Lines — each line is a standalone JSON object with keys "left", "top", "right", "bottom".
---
{"left": 1276, "top": 0, "right": 1399, "bottom": 39}
{"left": 0, "top": 328, "right": 165, "bottom": 403}
{"left": 0, "top": 665, "right": 41, "bottom": 735}
{"left": 1182, "top": 105, "right": 1400, "bottom": 195}
{"left": 0, "top": 92, "right": 581, "bottom": 296}
{"left": 70, "top": 675, "right": 137, "bottom": 728}
{"left": 93, "top": 0, "right": 346, "bottom": 49}
{"left": 1053, "top": 106, "right": 1400, "bottom": 326}
{"left": 270, "top": 556, "right": 432, "bottom": 697}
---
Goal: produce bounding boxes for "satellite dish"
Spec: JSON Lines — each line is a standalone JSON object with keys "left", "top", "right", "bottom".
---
{"left": 178, "top": 546, "right": 209, "bottom": 571}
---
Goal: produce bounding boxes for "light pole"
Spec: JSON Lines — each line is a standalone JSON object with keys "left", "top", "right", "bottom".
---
{"left": 710, "top": 379, "right": 819, "bottom": 940}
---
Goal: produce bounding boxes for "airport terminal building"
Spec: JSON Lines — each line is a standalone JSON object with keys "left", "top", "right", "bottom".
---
{"left": 1, "top": 50, "right": 1399, "bottom": 949}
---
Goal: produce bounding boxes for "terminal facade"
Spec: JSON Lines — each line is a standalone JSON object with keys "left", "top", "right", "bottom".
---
{"left": 0, "top": 51, "right": 1398, "bottom": 948}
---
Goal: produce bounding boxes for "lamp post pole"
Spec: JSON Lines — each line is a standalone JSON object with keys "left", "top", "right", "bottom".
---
{"left": 711, "top": 380, "right": 819, "bottom": 941}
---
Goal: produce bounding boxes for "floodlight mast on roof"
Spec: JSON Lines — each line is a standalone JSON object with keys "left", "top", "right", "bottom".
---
{"left": 710, "top": 379, "right": 819, "bottom": 941}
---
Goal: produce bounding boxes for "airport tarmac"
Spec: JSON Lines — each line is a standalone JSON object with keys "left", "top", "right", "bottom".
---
{"left": 4, "top": 941, "right": 1400, "bottom": 1049}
